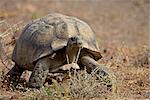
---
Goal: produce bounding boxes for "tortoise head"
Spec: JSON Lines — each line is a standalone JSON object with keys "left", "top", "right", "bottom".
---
{"left": 66, "top": 36, "right": 83, "bottom": 63}
{"left": 67, "top": 35, "right": 83, "bottom": 48}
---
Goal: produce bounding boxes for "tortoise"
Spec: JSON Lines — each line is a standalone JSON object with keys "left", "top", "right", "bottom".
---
{"left": 5, "top": 13, "right": 114, "bottom": 89}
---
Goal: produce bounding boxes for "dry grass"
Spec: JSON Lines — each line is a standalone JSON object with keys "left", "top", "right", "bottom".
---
{"left": 0, "top": 69, "right": 117, "bottom": 100}
{"left": 11, "top": 69, "right": 116, "bottom": 100}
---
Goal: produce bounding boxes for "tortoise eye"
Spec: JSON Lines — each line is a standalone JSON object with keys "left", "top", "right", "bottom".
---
{"left": 70, "top": 37, "right": 76, "bottom": 41}
{"left": 45, "top": 25, "right": 50, "bottom": 28}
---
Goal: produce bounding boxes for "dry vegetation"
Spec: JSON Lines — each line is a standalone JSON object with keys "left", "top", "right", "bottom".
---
{"left": 0, "top": 0, "right": 150, "bottom": 100}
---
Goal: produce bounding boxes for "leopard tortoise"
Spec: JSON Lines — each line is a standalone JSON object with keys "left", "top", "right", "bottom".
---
{"left": 4, "top": 13, "right": 115, "bottom": 89}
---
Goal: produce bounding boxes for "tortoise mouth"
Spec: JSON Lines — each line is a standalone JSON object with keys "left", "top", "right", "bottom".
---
{"left": 69, "top": 42, "right": 83, "bottom": 49}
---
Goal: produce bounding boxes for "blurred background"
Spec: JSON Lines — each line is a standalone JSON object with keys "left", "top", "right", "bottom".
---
{"left": 0, "top": 0, "right": 149, "bottom": 47}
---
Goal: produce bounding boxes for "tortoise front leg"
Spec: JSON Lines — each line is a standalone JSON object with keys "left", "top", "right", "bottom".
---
{"left": 81, "top": 56, "right": 109, "bottom": 75}
{"left": 28, "top": 57, "right": 50, "bottom": 89}
{"left": 81, "top": 56, "right": 116, "bottom": 92}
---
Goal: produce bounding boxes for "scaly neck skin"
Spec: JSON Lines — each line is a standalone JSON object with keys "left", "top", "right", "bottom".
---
{"left": 66, "top": 45, "right": 80, "bottom": 63}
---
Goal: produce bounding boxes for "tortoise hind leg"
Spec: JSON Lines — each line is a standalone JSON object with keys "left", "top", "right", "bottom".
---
{"left": 81, "top": 56, "right": 116, "bottom": 93}
{"left": 28, "top": 57, "right": 50, "bottom": 89}
{"left": 5, "top": 64, "right": 24, "bottom": 87}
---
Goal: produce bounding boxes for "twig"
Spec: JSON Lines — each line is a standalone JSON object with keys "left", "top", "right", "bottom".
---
{"left": 75, "top": 47, "right": 82, "bottom": 63}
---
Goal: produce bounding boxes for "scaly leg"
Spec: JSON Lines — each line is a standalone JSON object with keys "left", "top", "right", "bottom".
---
{"left": 28, "top": 57, "right": 50, "bottom": 89}
{"left": 81, "top": 56, "right": 116, "bottom": 92}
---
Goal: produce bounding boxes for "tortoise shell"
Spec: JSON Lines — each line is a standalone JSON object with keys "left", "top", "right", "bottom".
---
{"left": 12, "top": 13, "right": 101, "bottom": 66}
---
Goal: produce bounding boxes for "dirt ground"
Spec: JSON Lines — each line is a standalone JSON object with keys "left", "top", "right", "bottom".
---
{"left": 0, "top": 0, "right": 150, "bottom": 99}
